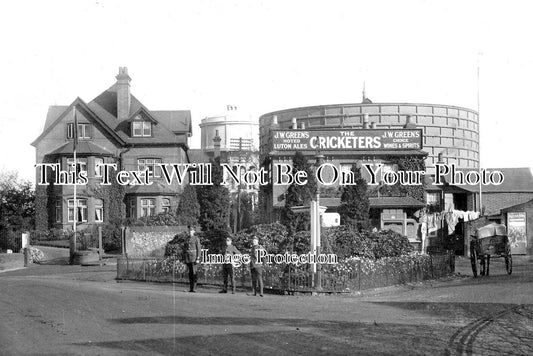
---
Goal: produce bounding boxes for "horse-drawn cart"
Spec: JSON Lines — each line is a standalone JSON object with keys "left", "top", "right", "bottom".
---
{"left": 470, "top": 223, "right": 512, "bottom": 277}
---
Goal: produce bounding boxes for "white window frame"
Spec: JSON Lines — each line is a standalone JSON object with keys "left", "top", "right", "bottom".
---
{"left": 140, "top": 198, "right": 155, "bottom": 217}
{"left": 161, "top": 198, "right": 171, "bottom": 213}
{"left": 132, "top": 121, "right": 152, "bottom": 137}
{"left": 67, "top": 123, "right": 91, "bottom": 139}
{"left": 94, "top": 157, "right": 104, "bottom": 177}
{"left": 67, "top": 198, "right": 88, "bottom": 222}
{"left": 137, "top": 158, "right": 161, "bottom": 178}
{"left": 94, "top": 199, "right": 104, "bottom": 222}
{"left": 67, "top": 157, "right": 87, "bottom": 174}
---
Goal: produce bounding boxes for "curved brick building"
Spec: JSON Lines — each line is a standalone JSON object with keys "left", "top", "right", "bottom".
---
{"left": 259, "top": 102, "right": 479, "bottom": 169}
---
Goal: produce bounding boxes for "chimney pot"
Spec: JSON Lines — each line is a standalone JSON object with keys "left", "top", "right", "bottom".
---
{"left": 370, "top": 122, "right": 376, "bottom": 129}
{"left": 300, "top": 122, "right": 305, "bottom": 129}
{"left": 292, "top": 117, "right": 298, "bottom": 130}
{"left": 363, "top": 113, "right": 370, "bottom": 129}
{"left": 272, "top": 115, "right": 278, "bottom": 125}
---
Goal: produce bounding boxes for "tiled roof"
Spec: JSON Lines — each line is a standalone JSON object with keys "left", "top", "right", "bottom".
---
{"left": 43, "top": 106, "right": 68, "bottom": 132}
{"left": 34, "top": 79, "right": 191, "bottom": 148}
{"left": 427, "top": 167, "right": 533, "bottom": 193}
{"left": 126, "top": 181, "right": 178, "bottom": 195}
{"left": 90, "top": 85, "right": 190, "bottom": 146}
{"left": 48, "top": 141, "right": 115, "bottom": 156}
{"left": 151, "top": 110, "right": 192, "bottom": 134}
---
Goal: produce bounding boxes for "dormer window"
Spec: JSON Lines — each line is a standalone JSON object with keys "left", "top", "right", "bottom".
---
{"left": 132, "top": 121, "right": 152, "bottom": 137}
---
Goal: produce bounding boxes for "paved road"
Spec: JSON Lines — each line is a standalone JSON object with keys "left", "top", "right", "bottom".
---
{"left": 0, "top": 256, "right": 532, "bottom": 355}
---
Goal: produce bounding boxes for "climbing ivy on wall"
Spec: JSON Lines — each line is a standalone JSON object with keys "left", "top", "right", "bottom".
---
{"left": 388, "top": 155, "right": 426, "bottom": 203}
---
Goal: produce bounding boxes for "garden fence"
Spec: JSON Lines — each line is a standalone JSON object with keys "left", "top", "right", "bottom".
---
{"left": 116, "top": 252, "right": 455, "bottom": 293}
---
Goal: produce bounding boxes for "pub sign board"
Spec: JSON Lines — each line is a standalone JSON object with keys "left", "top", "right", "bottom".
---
{"left": 272, "top": 129, "right": 423, "bottom": 151}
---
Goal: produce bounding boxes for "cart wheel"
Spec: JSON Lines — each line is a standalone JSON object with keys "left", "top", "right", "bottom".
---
{"left": 505, "top": 250, "right": 513, "bottom": 275}
{"left": 470, "top": 249, "right": 478, "bottom": 278}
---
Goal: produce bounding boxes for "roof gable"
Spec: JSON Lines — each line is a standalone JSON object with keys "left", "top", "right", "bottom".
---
{"left": 31, "top": 98, "right": 126, "bottom": 147}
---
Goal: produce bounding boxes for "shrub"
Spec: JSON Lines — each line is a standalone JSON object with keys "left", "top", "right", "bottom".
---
{"left": 101, "top": 224, "right": 122, "bottom": 252}
{"left": 164, "top": 231, "right": 189, "bottom": 259}
{"left": 323, "top": 226, "right": 374, "bottom": 260}
{"left": 369, "top": 229, "right": 413, "bottom": 259}
{"left": 236, "top": 223, "right": 289, "bottom": 254}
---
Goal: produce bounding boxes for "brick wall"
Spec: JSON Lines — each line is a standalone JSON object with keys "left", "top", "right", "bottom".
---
{"left": 482, "top": 192, "right": 533, "bottom": 215}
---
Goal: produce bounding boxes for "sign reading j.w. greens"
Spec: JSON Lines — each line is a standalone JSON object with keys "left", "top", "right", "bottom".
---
{"left": 272, "top": 129, "right": 423, "bottom": 151}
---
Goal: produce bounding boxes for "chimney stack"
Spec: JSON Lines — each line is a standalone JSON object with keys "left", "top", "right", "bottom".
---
{"left": 213, "top": 130, "right": 221, "bottom": 159}
{"left": 291, "top": 117, "right": 298, "bottom": 129}
{"left": 272, "top": 115, "right": 278, "bottom": 125}
{"left": 404, "top": 115, "right": 417, "bottom": 128}
{"left": 116, "top": 67, "right": 131, "bottom": 121}
{"left": 363, "top": 113, "right": 370, "bottom": 129}
{"left": 300, "top": 122, "right": 306, "bottom": 129}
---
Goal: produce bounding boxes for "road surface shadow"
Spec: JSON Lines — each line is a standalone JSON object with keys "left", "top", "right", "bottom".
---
{"left": 78, "top": 323, "right": 452, "bottom": 355}
{"left": 104, "top": 303, "right": 533, "bottom": 355}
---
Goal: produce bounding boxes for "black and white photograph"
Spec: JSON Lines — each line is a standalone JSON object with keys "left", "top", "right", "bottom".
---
{"left": 1, "top": 1, "right": 532, "bottom": 355}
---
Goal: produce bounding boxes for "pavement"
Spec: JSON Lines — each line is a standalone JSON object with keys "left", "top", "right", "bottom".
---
{"left": 0, "top": 253, "right": 532, "bottom": 355}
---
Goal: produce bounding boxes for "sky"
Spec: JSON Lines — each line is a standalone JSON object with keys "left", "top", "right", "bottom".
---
{"left": 0, "top": 0, "right": 532, "bottom": 184}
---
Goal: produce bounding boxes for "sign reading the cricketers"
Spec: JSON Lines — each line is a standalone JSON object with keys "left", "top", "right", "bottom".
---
{"left": 272, "top": 129, "right": 423, "bottom": 151}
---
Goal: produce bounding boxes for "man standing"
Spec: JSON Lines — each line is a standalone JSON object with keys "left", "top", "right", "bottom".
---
{"left": 219, "top": 237, "right": 241, "bottom": 294}
{"left": 250, "top": 236, "right": 265, "bottom": 297}
{"left": 184, "top": 226, "right": 201, "bottom": 293}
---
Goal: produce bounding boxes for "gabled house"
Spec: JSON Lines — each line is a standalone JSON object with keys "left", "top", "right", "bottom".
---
{"left": 31, "top": 67, "right": 192, "bottom": 230}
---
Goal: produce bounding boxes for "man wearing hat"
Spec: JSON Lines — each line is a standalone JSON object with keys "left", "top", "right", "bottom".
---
{"left": 184, "top": 226, "right": 202, "bottom": 292}
{"left": 250, "top": 236, "right": 265, "bottom": 297}
{"left": 219, "top": 236, "right": 241, "bottom": 294}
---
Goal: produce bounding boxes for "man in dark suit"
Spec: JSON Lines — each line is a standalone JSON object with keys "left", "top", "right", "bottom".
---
{"left": 184, "top": 226, "right": 201, "bottom": 293}
{"left": 250, "top": 236, "right": 265, "bottom": 297}
{"left": 220, "top": 237, "right": 241, "bottom": 294}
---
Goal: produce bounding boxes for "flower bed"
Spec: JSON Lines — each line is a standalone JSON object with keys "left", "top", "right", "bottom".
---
{"left": 117, "top": 252, "right": 455, "bottom": 293}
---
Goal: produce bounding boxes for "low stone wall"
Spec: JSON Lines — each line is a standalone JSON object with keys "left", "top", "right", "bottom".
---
{"left": 125, "top": 226, "right": 186, "bottom": 258}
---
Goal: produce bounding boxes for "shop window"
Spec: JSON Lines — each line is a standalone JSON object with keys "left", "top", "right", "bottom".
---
{"left": 95, "top": 199, "right": 104, "bottom": 222}
{"left": 140, "top": 198, "right": 155, "bottom": 217}
{"left": 138, "top": 158, "right": 162, "bottom": 177}
{"left": 68, "top": 199, "right": 88, "bottom": 222}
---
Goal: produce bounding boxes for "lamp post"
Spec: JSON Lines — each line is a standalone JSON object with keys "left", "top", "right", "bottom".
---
{"left": 437, "top": 153, "right": 449, "bottom": 248}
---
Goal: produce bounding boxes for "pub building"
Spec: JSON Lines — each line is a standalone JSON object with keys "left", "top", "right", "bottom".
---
{"left": 259, "top": 113, "right": 429, "bottom": 251}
